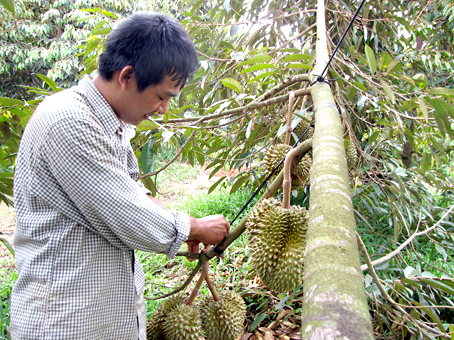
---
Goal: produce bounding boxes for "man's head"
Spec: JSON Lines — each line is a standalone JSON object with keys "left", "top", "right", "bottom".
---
{"left": 98, "top": 12, "right": 198, "bottom": 90}
{"left": 95, "top": 12, "right": 198, "bottom": 125}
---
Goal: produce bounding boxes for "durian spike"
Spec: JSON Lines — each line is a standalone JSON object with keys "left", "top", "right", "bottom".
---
{"left": 284, "top": 91, "right": 295, "bottom": 146}
{"left": 282, "top": 147, "right": 300, "bottom": 209}
{"left": 186, "top": 260, "right": 209, "bottom": 306}
{"left": 205, "top": 269, "right": 220, "bottom": 302}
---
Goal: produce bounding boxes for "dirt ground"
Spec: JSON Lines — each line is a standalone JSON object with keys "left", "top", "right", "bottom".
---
{"left": 0, "top": 167, "right": 238, "bottom": 269}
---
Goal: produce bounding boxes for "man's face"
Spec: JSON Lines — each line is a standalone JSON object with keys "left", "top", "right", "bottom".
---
{"left": 116, "top": 73, "right": 181, "bottom": 126}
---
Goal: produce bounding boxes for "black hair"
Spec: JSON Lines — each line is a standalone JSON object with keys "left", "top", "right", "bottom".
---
{"left": 98, "top": 12, "right": 198, "bottom": 91}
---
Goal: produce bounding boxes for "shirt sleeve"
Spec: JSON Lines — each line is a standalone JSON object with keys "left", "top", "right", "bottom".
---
{"left": 40, "top": 117, "right": 190, "bottom": 257}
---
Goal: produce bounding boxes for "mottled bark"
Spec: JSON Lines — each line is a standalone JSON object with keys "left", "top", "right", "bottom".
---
{"left": 300, "top": 1, "right": 374, "bottom": 339}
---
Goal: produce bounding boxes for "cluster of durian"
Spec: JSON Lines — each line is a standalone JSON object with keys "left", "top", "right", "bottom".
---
{"left": 346, "top": 139, "right": 358, "bottom": 170}
{"left": 147, "top": 290, "right": 246, "bottom": 340}
{"left": 245, "top": 198, "right": 308, "bottom": 292}
{"left": 278, "top": 118, "right": 314, "bottom": 145}
{"left": 147, "top": 293, "right": 202, "bottom": 340}
{"left": 262, "top": 143, "right": 312, "bottom": 188}
{"left": 199, "top": 290, "right": 247, "bottom": 340}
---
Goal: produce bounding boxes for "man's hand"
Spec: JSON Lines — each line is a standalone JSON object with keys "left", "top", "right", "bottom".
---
{"left": 185, "top": 215, "right": 230, "bottom": 256}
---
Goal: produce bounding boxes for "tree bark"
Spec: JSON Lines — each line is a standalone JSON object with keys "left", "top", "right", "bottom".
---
{"left": 300, "top": 1, "right": 374, "bottom": 339}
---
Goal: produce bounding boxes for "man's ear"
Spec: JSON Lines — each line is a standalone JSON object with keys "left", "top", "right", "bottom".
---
{"left": 118, "top": 65, "right": 135, "bottom": 90}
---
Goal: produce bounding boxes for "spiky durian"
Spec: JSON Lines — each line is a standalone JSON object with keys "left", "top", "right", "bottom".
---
{"left": 262, "top": 144, "right": 312, "bottom": 188}
{"left": 146, "top": 293, "right": 187, "bottom": 340}
{"left": 245, "top": 198, "right": 307, "bottom": 292}
{"left": 199, "top": 290, "right": 247, "bottom": 340}
{"left": 162, "top": 304, "right": 203, "bottom": 340}
{"left": 278, "top": 118, "right": 313, "bottom": 145}
{"left": 346, "top": 139, "right": 358, "bottom": 169}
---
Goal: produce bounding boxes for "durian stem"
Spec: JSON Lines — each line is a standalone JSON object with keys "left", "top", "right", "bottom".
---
{"left": 284, "top": 91, "right": 295, "bottom": 146}
{"left": 205, "top": 272, "right": 220, "bottom": 302}
{"left": 186, "top": 260, "right": 209, "bottom": 306}
{"left": 282, "top": 147, "right": 299, "bottom": 209}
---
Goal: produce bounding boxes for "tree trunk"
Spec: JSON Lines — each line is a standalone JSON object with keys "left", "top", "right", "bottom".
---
{"left": 300, "top": 1, "right": 374, "bottom": 339}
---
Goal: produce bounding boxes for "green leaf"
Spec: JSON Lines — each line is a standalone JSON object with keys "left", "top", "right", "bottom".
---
{"left": 237, "top": 55, "right": 272, "bottom": 67}
{"left": 0, "top": 0, "right": 15, "bottom": 15}
{"left": 428, "top": 87, "right": 454, "bottom": 96}
{"left": 141, "top": 137, "right": 156, "bottom": 174}
{"left": 208, "top": 176, "right": 226, "bottom": 194}
{"left": 283, "top": 53, "right": 314, "bottom": 62}
{"left": 239, "top": 63, "right": 274, "bottom": 75}
{"left": 434, "top": 244, "right": 448, "bottom": 260}
{"left": 230, "top": 175, "right": 248, "bottom": 194}
{"left": 379, "top": 78, "right": 395, "bottom": 103}
{"left": 387, "top": 60, "right": 402, "bottom": 74}
{"left": 285, "top": 63, "right": 313, "bottom": 69}
{"left": 142, "top": 177, "right": 156, "bottom": 196}
{"left": 378, "top": 52, "right": 391, "bottom": 71}
{"left": 418, "top": 97, "right": 429, "bottom": 123}
{"left": 247, "top": 71, "right": 275, "bottom": 84}
{"left": 353, "top": 81, "right": 367, "bottom": 92}
{"left": 0, "top": 97, "right": 23, "bottom": 107}
{"left": 420, "top": 279, "right": 454, "bottom": 296}
{"left": 364, "top": 44, "right": 377, "bottom": 74}
{"left": 222, "top": 78, "right": 242, "bottom": 93}
{"left": 249, "top": 313, "right": 268, "bottom": 332}
{"left": 396, "top": 74, "right": 416, "bottom": 86}
{"left": 0, "top": 236, "right": 14, "bottom": 257}
{"left": 36, "top": 74, "right": 60, "bottom": 93}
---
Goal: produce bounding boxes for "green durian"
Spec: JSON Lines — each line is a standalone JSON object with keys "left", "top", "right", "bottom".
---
{"left": 245, "top": 198, "right": 308, "bottom": 292}
{"left": 146, "top": 293, "right": 187, "bottom": 340}
{"left": 199, "top": 290, "right": 247, "bottom": 340}
{"left": 162, "top": 304, "right": 203, "bottom": 340}
{"left": 278, "top": 118, "right": 313, "bottom": 145}
{"left": 262, "top": 143, "right": 312, "bottom": 188}
{"left": 346, "top": 139, "right": 358, "bottom": 169}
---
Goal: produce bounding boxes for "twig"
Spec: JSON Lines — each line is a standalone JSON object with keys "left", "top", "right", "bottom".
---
{"left": 359, "top": 205, "right": 454, "bottom": 271}
{"left": 186, "top": 260, "right": 209, "bottom": 306}
{"left": 205, "top": 268, "right": 220, "bottom": 302}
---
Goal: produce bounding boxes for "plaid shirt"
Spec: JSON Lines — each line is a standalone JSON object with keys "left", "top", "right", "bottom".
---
{"left": 11, "top": 76, "right": 191, "bottom": 340}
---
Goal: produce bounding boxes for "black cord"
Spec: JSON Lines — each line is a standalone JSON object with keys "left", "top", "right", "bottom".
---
{"left": 316, "top": 0, "right": 367, "bottom": 83}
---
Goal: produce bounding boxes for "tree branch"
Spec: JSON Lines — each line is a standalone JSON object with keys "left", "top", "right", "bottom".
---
{"left": 359, "top": 205, "right": 454, "bottom": 271}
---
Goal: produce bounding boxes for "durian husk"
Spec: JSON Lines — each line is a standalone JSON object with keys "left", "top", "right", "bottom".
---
{"left": 262, "top": 144, "right": 312, "bottom": 188}
{"left": 199, "top": 290, "right": 247, "bottom": 340}
{"left": 245, "top": 198, "right": 307, "bottom": 292}
{"left": 162, "top": 304, "right": 203, "bottom": 340}
{"left": 146, "top": 293, "right": 186, "bottom": 340}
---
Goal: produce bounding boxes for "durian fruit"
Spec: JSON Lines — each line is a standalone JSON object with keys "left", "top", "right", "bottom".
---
{"left": 278, "top": 118, "right": 314, "bottom": 145}
{"left": 199, "top": 290, "right": 247, "bottom": 340}
{"left": 346, "top": 139, "right": 358, "bottom": 170}
{"left": 262, "top": 143, "right": 312, "bottom": 188}
{"left": 245, "top": 197, "right": 308, "bottom": 292}
{"left": 146, "top": 293, "right": 187, "bottom": 340}
{"left": 162, "top": 304, "right": 203, "bottom": 340}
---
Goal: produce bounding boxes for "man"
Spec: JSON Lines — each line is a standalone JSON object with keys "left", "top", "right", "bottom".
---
{"left": 11, "top": 12, "right": 230, "bottom": 340}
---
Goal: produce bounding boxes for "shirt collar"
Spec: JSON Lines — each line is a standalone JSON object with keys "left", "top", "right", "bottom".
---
{"left": 78, "top": 75, "right": 121, "bottom": 135}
